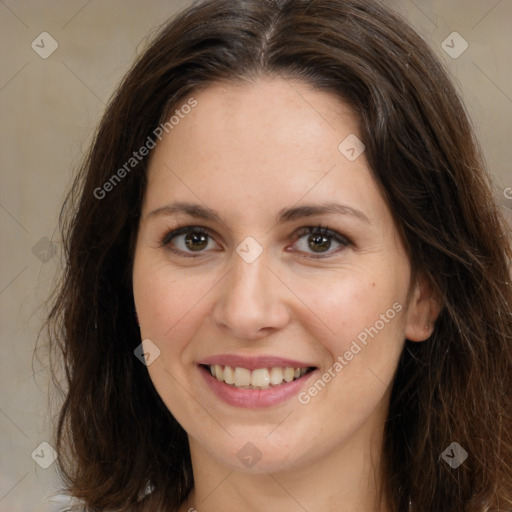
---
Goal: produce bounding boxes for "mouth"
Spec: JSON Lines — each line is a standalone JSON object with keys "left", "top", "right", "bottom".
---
{"left": 197, "top": 357, "right": 318, "bottom": 408}
{"left": 197, "top": 354, "right": 319, "bottom": 408}
{"left": 201, "top": 364, "right": 316, "bottom": 389}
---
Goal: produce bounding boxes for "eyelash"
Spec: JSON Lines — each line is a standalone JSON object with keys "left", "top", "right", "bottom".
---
{"left": 161, "top": 225, "right": 351, "bottom": 259}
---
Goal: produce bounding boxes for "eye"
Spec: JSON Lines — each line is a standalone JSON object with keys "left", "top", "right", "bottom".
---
{"left": 290, "top": 226, "right": 351, "bottom": 258}
{"left": 161, "top": 226, "right": 220, "bottom": 256}
{"left": 161, "top": 224, "right": 350, "bottom": 259}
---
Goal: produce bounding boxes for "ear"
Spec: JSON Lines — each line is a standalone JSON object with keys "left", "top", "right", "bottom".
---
{"left": 405, "top": 274, "right": 442, "bottom": 342}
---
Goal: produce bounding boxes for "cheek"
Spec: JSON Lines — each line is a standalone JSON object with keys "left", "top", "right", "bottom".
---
{"left": 132, "top": 257, "right": 215, "bottom": 421}
{"left": 294, "top": 271, "right": 407, "bottom": 357}
{"left": 291, "top": 274, "right": 407, "bottom": 427}
{"left": 132, "top": 256, "right": 215, "bottom": 352}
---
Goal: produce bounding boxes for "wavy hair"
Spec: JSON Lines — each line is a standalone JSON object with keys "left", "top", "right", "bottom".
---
{"left": 45, "top": 0, "right": 512, "bottom": 510}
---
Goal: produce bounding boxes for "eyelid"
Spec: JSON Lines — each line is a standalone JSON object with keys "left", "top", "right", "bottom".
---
{"left": 161, "top": 225, "right": 214, "bottom": 246}
{"left": 290, "top": 225, "right": 351, "bottom": 258}
{"left": 293, "top": 225, "right": 350, "bottom": 243}
{"left": 161, "top": 225, "right": 222, "bottom": 258}
{"left": 161, "top": 224, "right": 351, "bottom": 258}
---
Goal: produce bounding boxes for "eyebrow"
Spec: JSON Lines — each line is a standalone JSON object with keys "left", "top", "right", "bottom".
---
{"left": 146, "top": 202, "right": 223, "bottom": 222}
{"left": 276, "top": 203, "right": 370, "bottom": 224}
{"left": 146, "top": 201, "right": 370, "bottom": 224}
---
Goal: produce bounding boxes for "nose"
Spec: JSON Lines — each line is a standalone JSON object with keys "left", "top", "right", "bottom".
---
{"left": 211, "top": 251, "right": 291, "bottom": 340}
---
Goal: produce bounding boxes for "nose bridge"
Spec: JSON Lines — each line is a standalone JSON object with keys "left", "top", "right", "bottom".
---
{"left": 233, "top": 251, "right": 270, "bottom": 300}
{"left": 212, "top": 248, "right": 289, "bottom": 338}
{"left": 227, "top": 251, "right": 271, "bottom": 313}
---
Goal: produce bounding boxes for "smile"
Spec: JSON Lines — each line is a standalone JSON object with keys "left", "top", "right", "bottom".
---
{"left": 205, "top": 364, "right": 313, "bottom": 389}
{"left": 198, "top": 356, "right": 318, "bottom": 408}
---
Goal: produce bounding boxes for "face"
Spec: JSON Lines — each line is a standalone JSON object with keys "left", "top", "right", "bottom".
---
{"left": 132, "top": 78, "right": 434, "bottom": 475}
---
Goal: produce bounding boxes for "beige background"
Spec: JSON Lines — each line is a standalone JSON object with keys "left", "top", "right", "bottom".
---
{"left": 0, "top": 1, "right": 511, "bottom": 511}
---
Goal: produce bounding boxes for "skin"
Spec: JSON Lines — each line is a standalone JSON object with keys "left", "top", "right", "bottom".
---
{"left": 132, "top": 78, "right": 440, "bottom": 512}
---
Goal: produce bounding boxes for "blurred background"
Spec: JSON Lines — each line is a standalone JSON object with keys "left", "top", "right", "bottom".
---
{"left": 0, "top": 1, "right": 511, "bottom": 510}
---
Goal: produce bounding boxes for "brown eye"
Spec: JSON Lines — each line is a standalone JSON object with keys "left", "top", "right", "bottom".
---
{"left": 162, "top": 226, "right": 219, "bottom": 256}
{"left": 292, "top": 226, "right": 350, "bottom": 258}
{"left": 185, "top": 232, "right": 209, "bottom": 251}
{"left": 308, "top": 234, "right": 332, "bottom": 253}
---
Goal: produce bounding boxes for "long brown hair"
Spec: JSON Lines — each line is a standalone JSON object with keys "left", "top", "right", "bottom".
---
{"left": 45, "top": 0, "right": 512, "bottom": 510}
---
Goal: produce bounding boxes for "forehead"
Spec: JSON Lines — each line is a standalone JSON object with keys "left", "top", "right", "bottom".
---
{"left": 143, "top": 78, "right": 385, "bottom": 226}
{"left": 157, "top": 77, "right": 359, "bottom": 163}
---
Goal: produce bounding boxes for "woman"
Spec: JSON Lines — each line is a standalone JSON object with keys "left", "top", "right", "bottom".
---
{"left": 46, "top": 0, "right": 512, "bottom": 510}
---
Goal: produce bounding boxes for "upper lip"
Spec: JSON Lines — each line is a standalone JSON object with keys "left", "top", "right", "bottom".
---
{"left": 198, "top": 354, "right": 316, "bottom": 371}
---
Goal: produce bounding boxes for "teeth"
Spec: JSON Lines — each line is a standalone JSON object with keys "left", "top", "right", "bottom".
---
{"left": 207, "top": 365, "right": 311, "bottom": 389}
{"left": 251, "top": 368, "right": 270, "bottom": 388}
{"left": 233, "top": 367, "right": 251, "bottom": 387}
{"left": 269, "top": 367, "right": 283, "bottom": 385}
{"left": 283, "top": 367, "right": 295, "bottom": 382}
{"left": 223, "top": 365, "right": 235, "bottom": 385}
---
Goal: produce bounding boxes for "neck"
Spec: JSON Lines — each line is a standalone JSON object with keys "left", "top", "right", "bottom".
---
{"left": 180, "top": 423, "right": 391, "bottom": 512}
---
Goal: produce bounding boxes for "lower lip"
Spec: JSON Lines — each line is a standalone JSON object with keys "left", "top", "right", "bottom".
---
{"left": 198, "top": 365, "right": 317, "bottom": 408}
